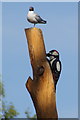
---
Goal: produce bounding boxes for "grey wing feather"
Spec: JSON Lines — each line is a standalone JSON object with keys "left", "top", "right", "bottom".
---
{"left": 35, "top": 14, "right": 46, "bottom": 23}
{"left": 35, "top": 14, "right": 43, "bottom": 22}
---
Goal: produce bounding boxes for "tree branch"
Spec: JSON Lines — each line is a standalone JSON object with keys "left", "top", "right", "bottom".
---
{"left": 25, "top": 27, "right": 58, "bottom": 119}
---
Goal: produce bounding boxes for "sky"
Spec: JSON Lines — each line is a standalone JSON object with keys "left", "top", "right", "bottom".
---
{"left": 0, "top": 0, "right": 79, "bottom": 2}
{"left": 0, "top": 2, "right": 78, "bottom": 118}
{"left": 0, "top": 2, "right": 2, "bottom": 74}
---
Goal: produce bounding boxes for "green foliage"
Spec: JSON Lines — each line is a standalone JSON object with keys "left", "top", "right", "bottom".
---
{"left": 32, "top": 114, "right": 37, "bottom": 118}
{"left": 25, "top": 110, "right": 37, "bottom": 118}
{"left": 0, "top": 82, "right": 5, "bottom": 98}
{"left": 3, "top": 103, "right": 19, "bottom": 119}
{"left": 25, "top": 110, "right": 31, "bottom": 118}
{"left": 0, "top": 75, "right": 5, "bottom": 97}
{"left": 0, "top": 75, "right": 19, "bottom": 119}
{"left": 0, "top": 74, "right": 36, "bottom": 119}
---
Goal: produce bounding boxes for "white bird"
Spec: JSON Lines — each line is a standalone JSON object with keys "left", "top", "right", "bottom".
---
{"left": 27, "top": 7, "right": 47, "bottom": 27}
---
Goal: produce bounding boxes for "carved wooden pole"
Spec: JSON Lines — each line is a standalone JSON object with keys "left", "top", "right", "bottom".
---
{"left": 25, "top": 27, "right": 58, "bottom": 119}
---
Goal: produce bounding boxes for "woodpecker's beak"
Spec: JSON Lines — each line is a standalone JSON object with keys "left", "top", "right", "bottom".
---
{"left": 46, "top": 53, "right": 51, "bottom": 57}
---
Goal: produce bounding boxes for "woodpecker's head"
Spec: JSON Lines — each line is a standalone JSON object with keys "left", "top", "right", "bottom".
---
{"left": 46, "top": 50, "right": 59, "bottom": 60}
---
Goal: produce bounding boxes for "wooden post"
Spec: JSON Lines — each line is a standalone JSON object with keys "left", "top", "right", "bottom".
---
{"left": 25, "top": 27, "right": 58, "bottom": 119}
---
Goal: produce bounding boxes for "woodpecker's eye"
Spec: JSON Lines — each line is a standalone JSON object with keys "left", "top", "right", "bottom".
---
{"left": 52, "top": 51, "right": 59, "bottom": 56}
{"left": 50, "top": 50, "right": 59, "bottom": 56}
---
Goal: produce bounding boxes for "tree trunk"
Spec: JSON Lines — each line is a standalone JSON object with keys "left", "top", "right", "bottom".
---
{"left": 25, "top": 27, "right": 58, "bottom": 119}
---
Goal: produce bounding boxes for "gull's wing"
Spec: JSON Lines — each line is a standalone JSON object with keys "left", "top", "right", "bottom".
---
{"left": 35, "top": 13, "right": 46, "bottom": 23}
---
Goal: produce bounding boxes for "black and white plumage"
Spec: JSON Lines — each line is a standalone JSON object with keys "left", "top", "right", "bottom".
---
{"left": 27, "top": 7, "right": 47, "bottom": 26}
{"left": 46, "top": 50, "right": 62, "bottom": 90}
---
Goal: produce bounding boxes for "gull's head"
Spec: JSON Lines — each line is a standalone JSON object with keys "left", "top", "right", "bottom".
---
{"left": 29, "top": 7, "right": 34, "bottom": 11}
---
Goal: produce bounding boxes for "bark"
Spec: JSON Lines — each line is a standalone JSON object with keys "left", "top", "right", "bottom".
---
{"left": 25, "top": 27, "right": 58, "bottom": 119}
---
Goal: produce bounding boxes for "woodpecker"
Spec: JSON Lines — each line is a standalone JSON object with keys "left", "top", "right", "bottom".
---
{"left": 46, "top": 50, "right": 62, "bottom": 90}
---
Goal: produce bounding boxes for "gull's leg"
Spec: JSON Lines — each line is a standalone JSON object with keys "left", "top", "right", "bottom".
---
{"left": 34, "top": 23, "right": 35, "bottom": 27}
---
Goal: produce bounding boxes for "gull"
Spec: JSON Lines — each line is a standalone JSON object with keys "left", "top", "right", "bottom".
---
{"left": 27, "top": 7, "right": 47, "bottom": 27}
